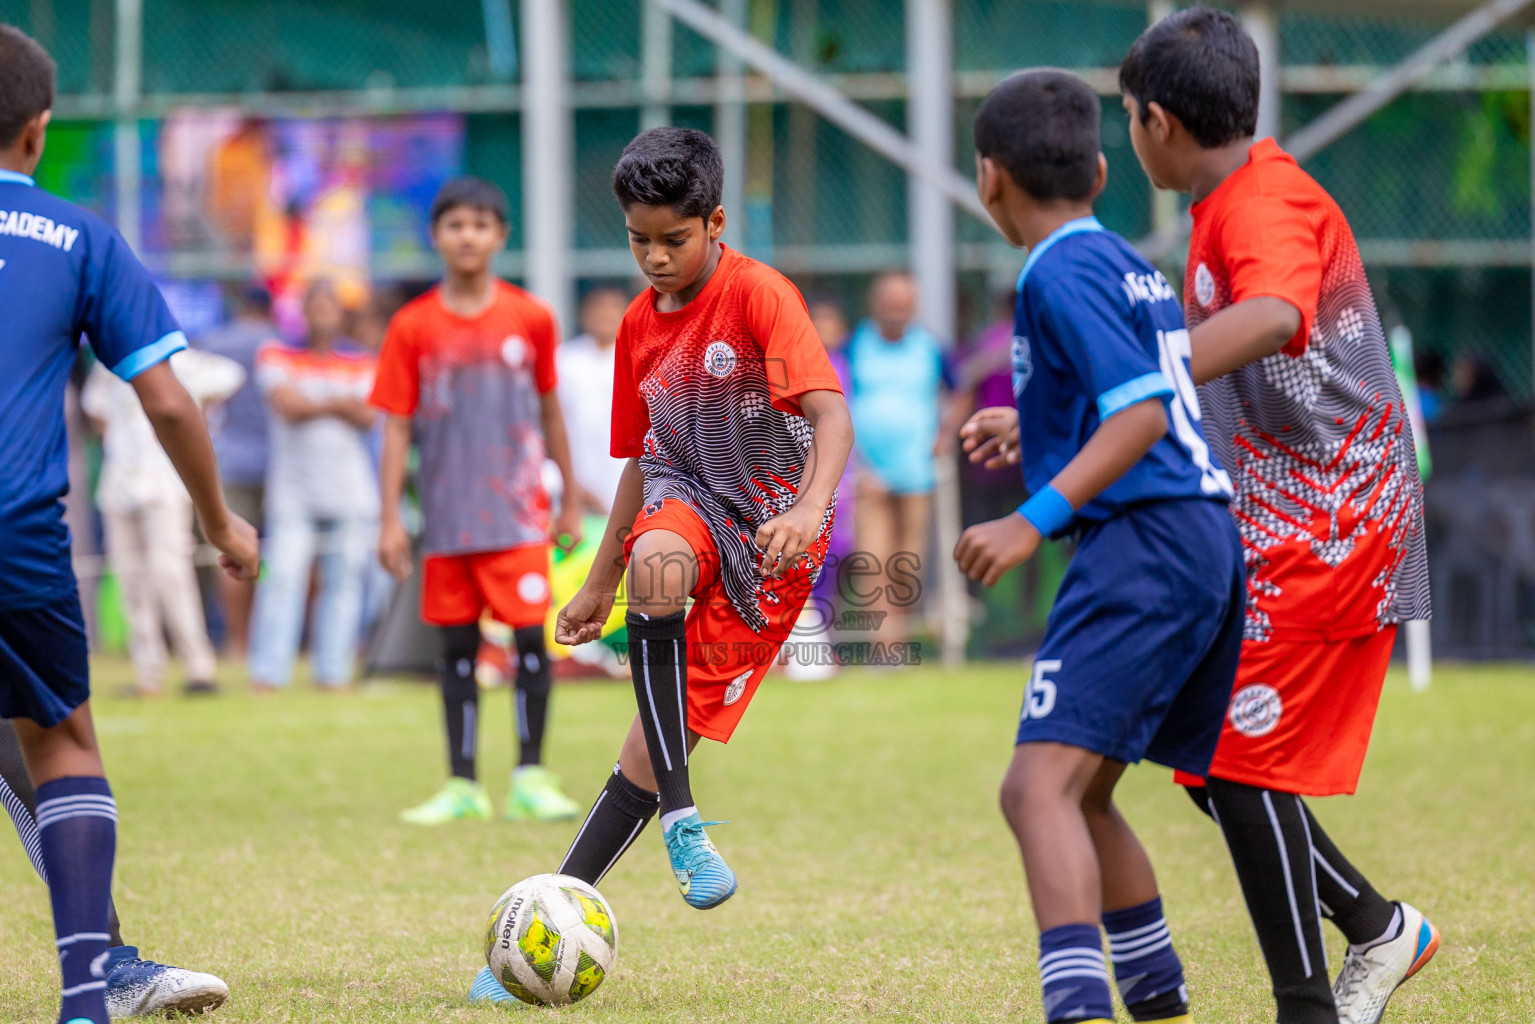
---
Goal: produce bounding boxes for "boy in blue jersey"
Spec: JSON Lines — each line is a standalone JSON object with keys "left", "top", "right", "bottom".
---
{"left": 0, "top": 26, "right": 259, "bottom": 1024}
{"left": 953, "top": 70, "right": 1244, "bottom": 1024}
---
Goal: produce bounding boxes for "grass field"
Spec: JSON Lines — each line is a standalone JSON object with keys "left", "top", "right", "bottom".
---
{"left": 1, "top": 659, "right": 1531, "bottom": 1023}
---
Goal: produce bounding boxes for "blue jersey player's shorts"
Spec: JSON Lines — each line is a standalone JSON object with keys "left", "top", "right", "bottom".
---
{"left": 0, "top": 588, "right": 91, "bottom": 728}
{"left": 1016, "top": 498, "right": 1244, "bottom": 776}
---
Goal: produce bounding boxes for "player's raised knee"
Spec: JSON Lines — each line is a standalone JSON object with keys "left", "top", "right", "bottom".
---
{"left": 626, "top": 529, "right": 697, "bottom": 615}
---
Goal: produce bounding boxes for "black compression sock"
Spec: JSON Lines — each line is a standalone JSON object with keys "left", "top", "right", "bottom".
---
{"left": 439, "top": 624, "right": 481, "bottom": 781}
{"left": 625, "top": 610, "right": 693, "bottom": 818}
{"left": 1206, "top": 778, "right": 1336, "bottom": 1024}
{"left": 1301, "top": 800, "right": 1398, "bottom": 946}
{"left": 558, "top": 766, "right": 660, "bottom": 885}
{"left": 512, "top": 626, "right": 552, "bottom": 767}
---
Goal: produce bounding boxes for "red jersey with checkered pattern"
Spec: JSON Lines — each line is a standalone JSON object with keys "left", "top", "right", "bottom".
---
{"left": 1187, "top": 139, "right": 1429, "bottom": 643}
{"left": 612, "top": 246, "right": 843, "bottom": 633}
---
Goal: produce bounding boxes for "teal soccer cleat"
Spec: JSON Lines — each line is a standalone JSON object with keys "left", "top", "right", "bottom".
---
{"left": 663, "top": 812, "right": 737, "bottom": 909}
{"left": 468, "top": 964, "right": 515, "bottom": 1004}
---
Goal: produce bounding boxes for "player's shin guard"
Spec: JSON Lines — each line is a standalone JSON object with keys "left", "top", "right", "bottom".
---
{"left": 1300, "top": 800, "right": 1398, "bottom": 947}
{"left": 624, "top": 610, "right": 693, "bottom": 827}
{"left": 439, "top": 624, "right": 481, "bottom": 781}
{"left": 36, "top": 776, "right": 117, "bottom": 1024}
{"left": 557, "top": 765, "right": 660, "bottom": 885}
{"left": 512, "top": 626, "right": 551, "bottom": 768}
{"left": 1103, "top": 896, "right": 1190, "bottom": 1021}
{"left": 1205, "top": 777, "right": 1336, "bottom": 1024}
{"left": 1038, "top": 923, "right": 1114, "bottom": 1023}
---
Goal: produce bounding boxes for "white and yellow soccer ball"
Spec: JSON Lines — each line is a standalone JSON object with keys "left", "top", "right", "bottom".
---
{"left": 483, "top": 873, "right": 618, "bottom": 1005}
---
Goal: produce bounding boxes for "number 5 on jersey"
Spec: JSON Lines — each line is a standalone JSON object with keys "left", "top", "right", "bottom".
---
{"left": 1023, "top": 659, "right": 1060, "bottom": 720}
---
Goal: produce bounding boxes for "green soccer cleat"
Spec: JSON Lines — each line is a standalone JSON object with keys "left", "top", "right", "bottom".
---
{"left": 663, "top": 812, "right": 737, "bottom": 909}
{"left": 398, "top": 778, "right": 492, "bottom": 825}
{"left": 505, "top": 766, "right": 582, "bottom": 821}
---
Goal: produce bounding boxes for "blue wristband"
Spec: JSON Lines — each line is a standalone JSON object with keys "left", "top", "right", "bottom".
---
{"left": 1017, "top": 484, "right": 1075, "bottom": 537}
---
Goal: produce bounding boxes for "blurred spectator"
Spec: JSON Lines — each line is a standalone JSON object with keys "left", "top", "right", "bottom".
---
{"left": 248, "top": 280, "right": 379, "bottom": 690}
{"left": 1450, "top": 353, "right": 1506, "bottom": 405}
{"left": 954, "top": 292, "right": 1028, "bottom": 524}
{"left": 82, "top": 349, "right": 245, "bottom": 696}
{"left": 846, "top": 272, "right": 954, "bottom": 645}
{"left": 194, "top": 283, "right": 278, "bottom": 659}
{"left": 1415, "top": 350, "right": 1446, "bottom": 424}
{"left": 557, "top": 285, "right": 630, "bottom": 514}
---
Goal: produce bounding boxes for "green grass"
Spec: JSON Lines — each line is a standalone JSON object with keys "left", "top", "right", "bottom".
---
{"left": 1, "top": 660, "right": 1532, "bottom": 1022}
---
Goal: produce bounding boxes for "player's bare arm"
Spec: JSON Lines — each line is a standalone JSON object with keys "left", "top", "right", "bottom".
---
{"left": 130, "top": 360, "right": 259, "bottom": 581}
{"left": 1187, "top": 295, "right": 1302, "bottom": 384}
{"left": 954, "top": 397, "right": 1167, "bottom": 587}
{"left": 556, "top": 457, "right": 646, "bottom": 646}
{"left": 539, "top": 390, "right": 584, "bottom": 554}
{"left": 377, "top": 413, "right": 413, "bottom": 580}
{"left": 755, "top": 388, "right": 852, "bottom": 579}
{"left": 959, "top": 405, "right": 1021, "bottom": 469}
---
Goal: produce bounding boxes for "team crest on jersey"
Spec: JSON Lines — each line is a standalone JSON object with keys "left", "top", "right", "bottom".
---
{"left": 1010, "top": 335, "right": 1033, "bottom": 398}
{"left": 500, "top": 334, "right": 528, "bottom": 368}
{"left": 704, "top": 340, "right": 737, "bottom": 378}
{"left": 1194, "top": 263, "right": 1216, "bottom": 308}
{"left": 1228, "top": 684, "right": 1282, "bottom": 737}
{"left": 723, "top": 670, "right": 752, "bottom": 706}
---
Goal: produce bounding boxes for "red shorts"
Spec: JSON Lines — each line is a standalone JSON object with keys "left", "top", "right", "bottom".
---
{"left": 420, "top": 544, "right": 551, "bottom": 629}
{"left": 624, "top": 499, "right": 816, "bottom": 744}
{"left": 1174, "top": 626, "right": 1397, "bottom": 796}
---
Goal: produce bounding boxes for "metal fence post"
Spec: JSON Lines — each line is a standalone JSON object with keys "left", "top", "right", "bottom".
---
{"left": 1242, "top": 2, "right": 1282, "bottom": 141}
{"left": 716, "top": 0, "right": 747, "bottom": 250}
{"left": 112, "top": 0, "right": 142, "bottom": 251}
{"left": 907, "top": 0, "right": 966, "bottom": 667}
{"left": 521, "top": 0, "right": 574, "bottom": 331}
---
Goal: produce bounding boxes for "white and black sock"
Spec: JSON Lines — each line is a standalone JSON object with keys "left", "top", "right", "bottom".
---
{"left": 512, "top": 625, "right": 552, "bottom": 767}
{"left": 625, "top": 610, "right": 694, "bottom": 826}
{"left": 558, "top": 765, "right": 660, "bottom": 884}
{"left": 439, "top": 624, "right": 481, "bottom": 781}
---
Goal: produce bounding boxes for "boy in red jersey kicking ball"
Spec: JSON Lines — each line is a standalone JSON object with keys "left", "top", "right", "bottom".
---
{"left": 1120, "top": 10, "right": 1437, "bottom": 1024}
{"left": 553, "top": 126, "right": 850, "bottom": 904}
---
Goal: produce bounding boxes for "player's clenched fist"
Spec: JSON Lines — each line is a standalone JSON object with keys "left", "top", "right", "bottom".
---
{"left": 959, "top": 406, "right": 1021, "bottom": 469}
{"left": 556, "top": 585, "right": 616, "bottom": 646}
{"left": 754, "top": 502, "right": 824, "bottom": 579}
{"left": 953, "top": 513, "right": 1041, "bottom": 588}
{"left": 208, "top": 513, "right": 260, "bottom": 581}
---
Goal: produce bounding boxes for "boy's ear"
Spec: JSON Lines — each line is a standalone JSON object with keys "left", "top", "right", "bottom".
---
{"left": 975, "top": 154, "right": 1003, "bottom": 206}
{"left": 1089, "top": 153, "right": 1108, "bottom": 201}
{"left": 1144, "top": 101, "right": 1176, "bottom": 145}
{"left": 20, "top": 110, "right": 50, "bottom": 165}
{"left": 707, "top": 205, "right": 726, "bottom": 241}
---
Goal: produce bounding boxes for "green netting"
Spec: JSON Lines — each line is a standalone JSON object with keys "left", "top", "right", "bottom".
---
{"left": 954, "top": 0, "right": 1147, "bottom": 72}
{"left": 0, "top": 0, "right": 107, "bottom": 95}
{"left": 1379, "top": 267, "right": 1533, "bottom": 401}
{"left": 571, "top": 0, "right": 640, "bottom": 82}
{"left": 464, "top": 113, "right": 523, "bottom": 247}
{"left": 1283, "top": 12, "right": 1527, "bottom": 67}
{"left": 575, "top": 107, "right": 639, "bottom": 248}
{"left": 1288, "top": 91, "right": 1532, "bottom": 241}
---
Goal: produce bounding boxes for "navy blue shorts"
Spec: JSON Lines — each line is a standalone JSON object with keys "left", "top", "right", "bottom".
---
{"left": 0, "top": 588, "right": 91, "bottom": 728}
{"left": 1015, "top": 498, "right": 1244, "bottom": 776}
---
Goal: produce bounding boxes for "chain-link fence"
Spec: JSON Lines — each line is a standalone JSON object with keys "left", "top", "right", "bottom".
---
{"left": 5, "top": 0, "right": 1534, "bottom": 392}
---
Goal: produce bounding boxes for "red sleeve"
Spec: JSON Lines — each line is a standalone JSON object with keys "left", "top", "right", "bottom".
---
{"left": 529, "top": 300, "right": 559, "bottom": 395}
{"left": 369, "top": 309, "right": 421, "bottom": 416}
{"left": 609, "top": 317, "right": 649, "bottom": 459}
{"left": 1215, "top": 194, "right": 1322, "bottom": 356}
{"left": 746, "top": 273, "right": 845, "bottom": 415}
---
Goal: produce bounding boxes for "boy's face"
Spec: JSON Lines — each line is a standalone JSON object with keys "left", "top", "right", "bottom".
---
{"left": 431, "top": 205, "right": 509, "bottom": 277}
{"left": 1122, "top": 94, "right": 1187, "bottom": 192}
{"left": 623, "top": 203, "right": 726, "bottom": 295}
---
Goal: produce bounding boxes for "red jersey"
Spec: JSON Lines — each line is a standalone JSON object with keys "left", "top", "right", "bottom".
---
{"left": 1187, "top": 139, "right": 1429, "bottom": 643}
{"left": 612, "top": 246, "right": 844, "bottom": 633}
{"left": 370, "top": 281, "right": 558, "bottom": 556}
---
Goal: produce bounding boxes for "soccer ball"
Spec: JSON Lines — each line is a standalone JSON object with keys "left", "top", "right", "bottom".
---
{"left": 483, "top": 873, "right": 618, "bottom": 1005}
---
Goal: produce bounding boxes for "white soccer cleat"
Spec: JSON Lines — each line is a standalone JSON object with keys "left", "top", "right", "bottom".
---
{"left": 103, "top": 946, "right": 229, "bottom": 1018}
{"left": 1331, "top": 902, "right": 1440, "bottom": 1024}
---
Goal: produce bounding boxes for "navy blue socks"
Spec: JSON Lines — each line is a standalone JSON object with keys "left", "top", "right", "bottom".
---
{"left": 1104, "top": 896, "right": 1190, "bottom": 1021}
{"left": 1038, "top": 922, "right": 1113, "bottom": 1022}
{"left": 36, "top": 776, "right": 117, "bottom": 1024}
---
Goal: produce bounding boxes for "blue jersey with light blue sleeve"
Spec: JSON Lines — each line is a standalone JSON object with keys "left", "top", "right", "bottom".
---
{"left": 0, "top": 169, "right": 186, "bottom": 608}
{"left": 1011, "top": 216, "right": 1231, "bottom": 534}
